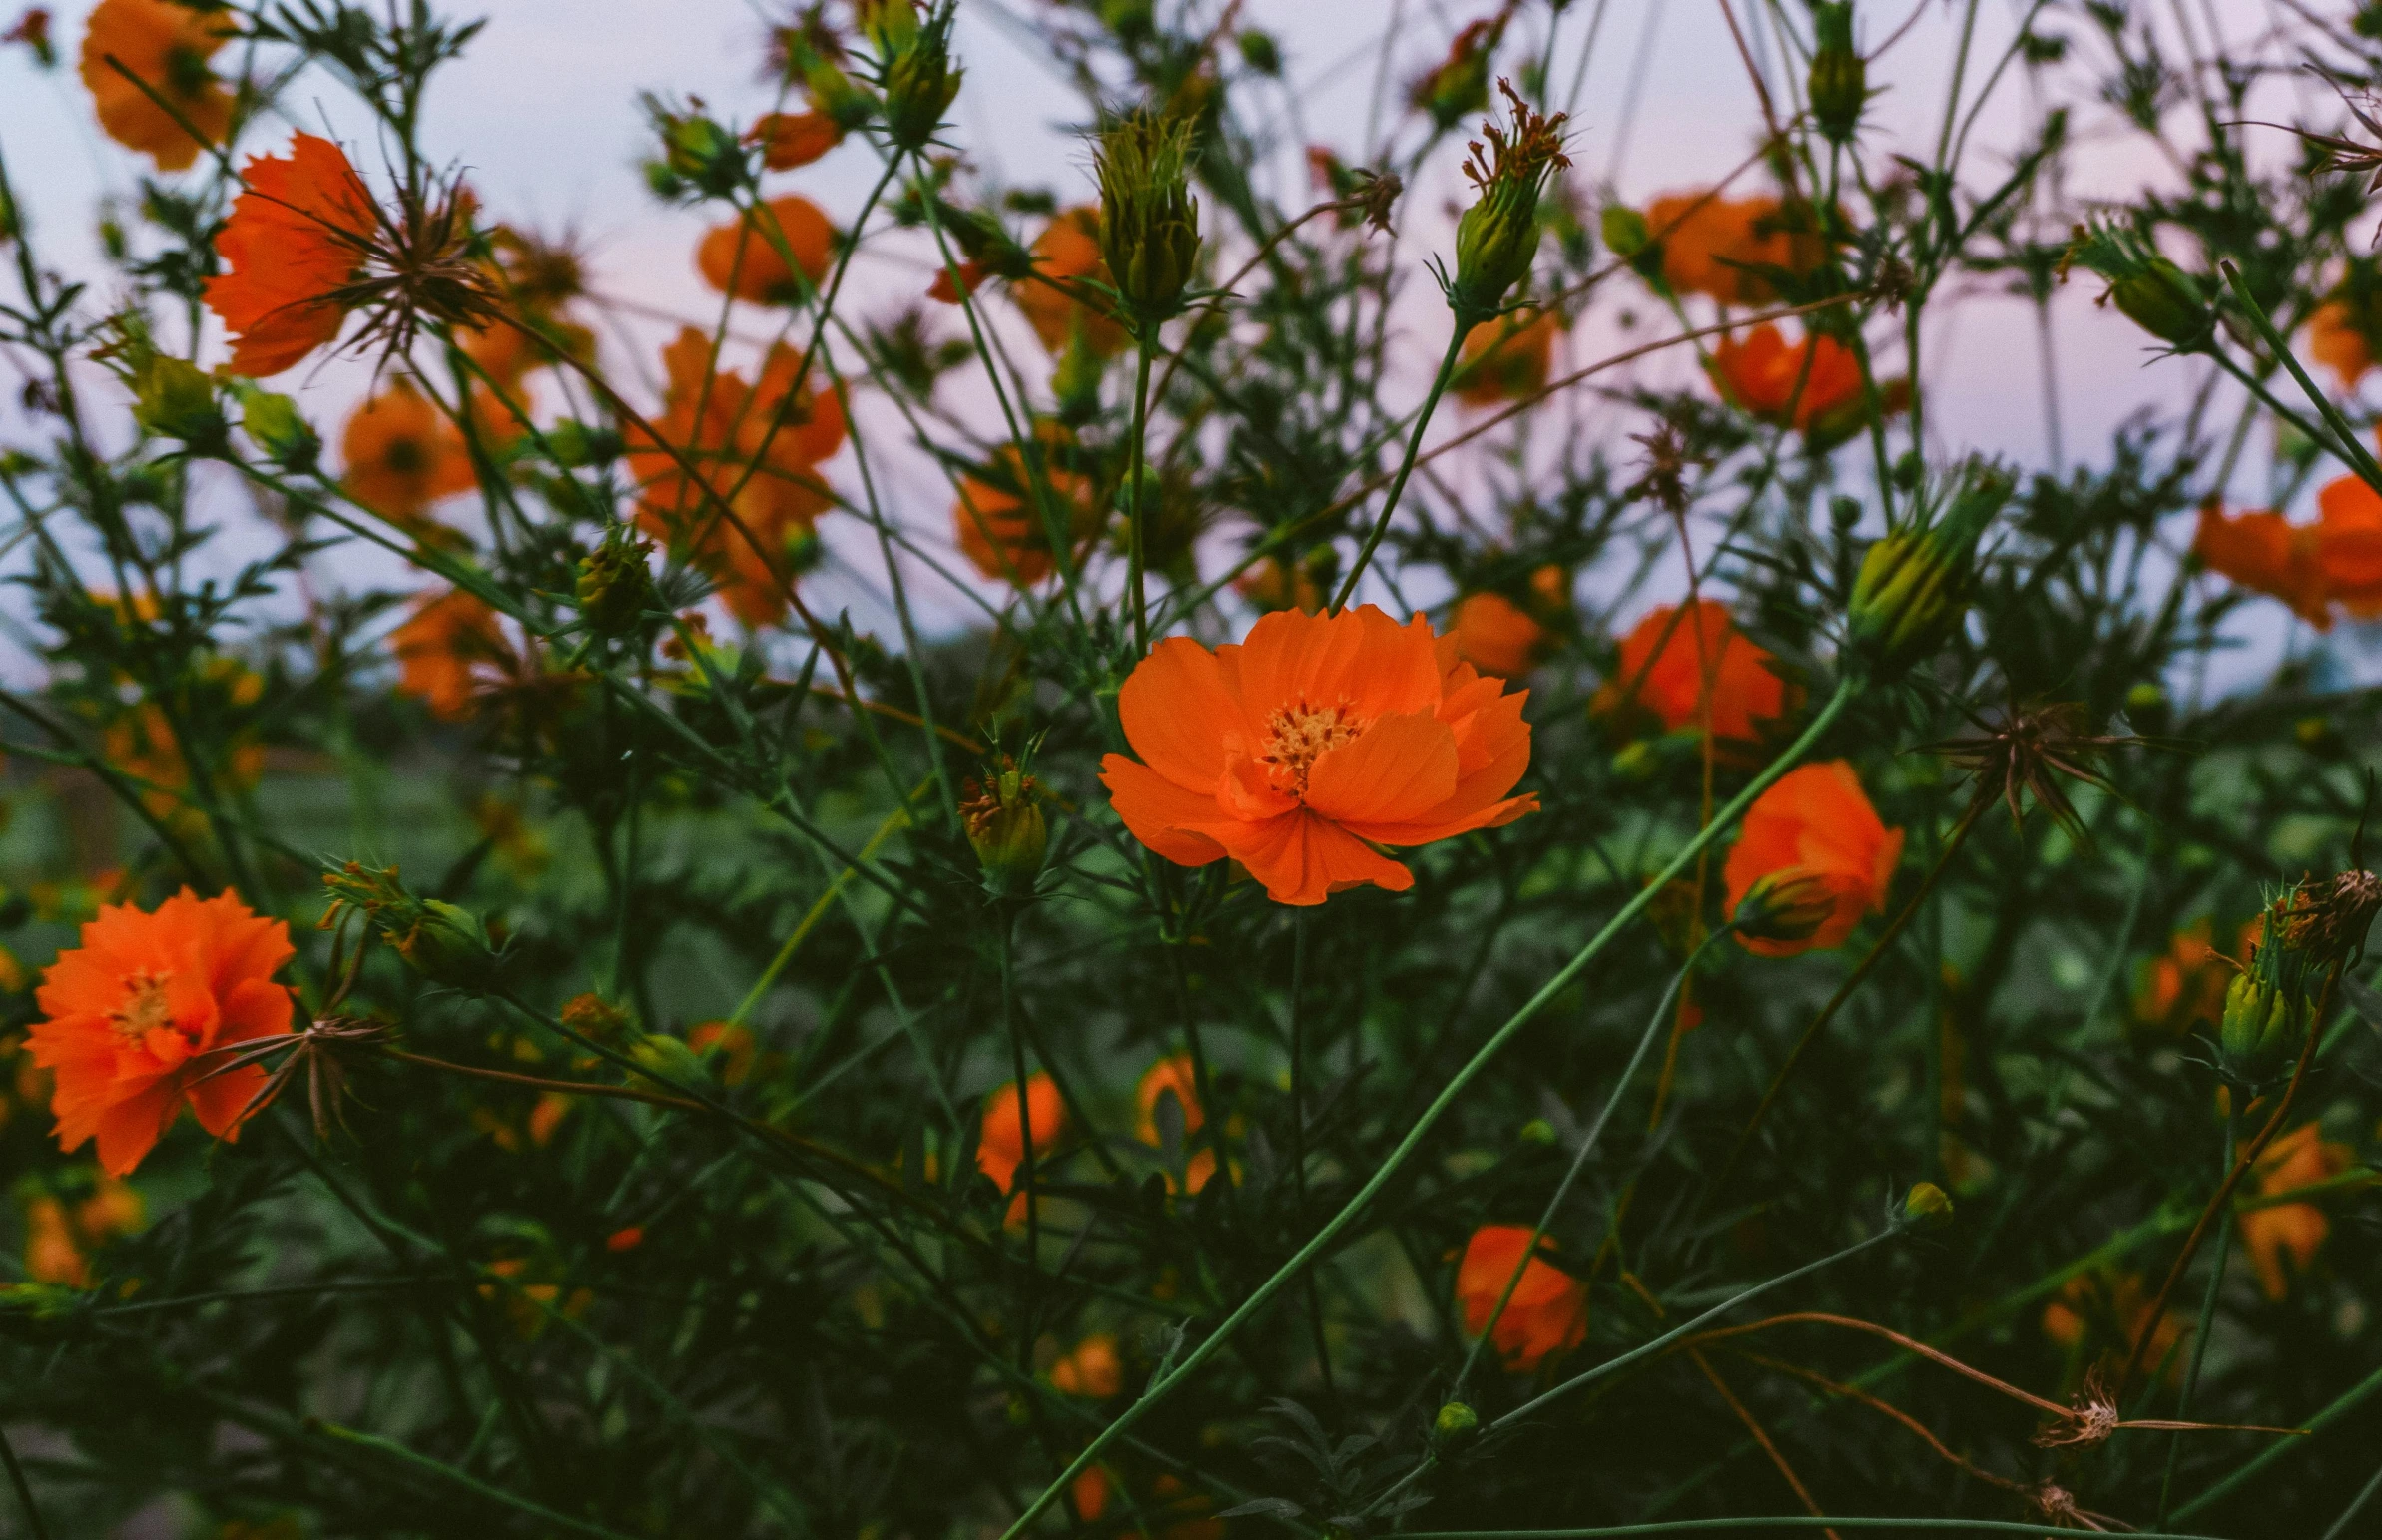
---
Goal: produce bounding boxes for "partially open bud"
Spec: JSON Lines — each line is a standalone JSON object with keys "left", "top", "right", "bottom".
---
{"left": 1733, "top": 868, "right": 1840, "bottom": 948}
{"left": 861, "top": 0, "right": 962, "bottom": 153}
{"left": 1809, "top": 3, "right": 1866, "bottom": 143}
{"left": 1094, "top": 110, "right": 1202, "bottom": 330}
{"left": 2067, "top": 222, "right": 2211, "bottom": 348}
{"left": 1449, "top": 81, "right": 1571, "bottom": 323}
{"left": 2218, "top": 882, "right": 2326, "bottom": 1082}
{"left": 1432, "top": 1400, "right": 1482, "bottom": 1452}
{"left": 576, "top": 524, "right": 656, "bottom": 638}
{"left": 133, "top": 355, "right": 228, "bottom": 452}
{"left": 1846, "top": 462, "right": 2012, "bottom": 680}
{"left": 321, "top": 862, "right": 502, "bottom": 993}
{"left": 962, "top": 754, "right": 1050, "bottom": 900}
{"left": 1902, "top": 1181, "right": 1954, "bottom": 1229}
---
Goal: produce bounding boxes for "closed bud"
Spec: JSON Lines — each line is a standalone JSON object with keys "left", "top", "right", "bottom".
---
{"left": 862, "top": 0, "right": 962, "bottom": 152}
{"left": 2068, "top": 221, "right": 2210, "bottom": 349}
{"left": 133, "top": 355, "right": 227, "bottom": 451}
{"left": 1448, "top": 82, "right": 1570, "bottom": 322}
{"left": 1237, "top": 30, "right": 1281, "bottom": 75}
{"left": 320, "top": 862, "right": 502, "bottom": 993}
{"left": 645, "top": 97, "right": 749, "bottom": 199}
{"left": 1846, "top": 462, "right": 2011, "bottom": 679}
{"left": 1809, "top": 3, "right": 1865, "bottom": 143}
{"left": 1094, "top": 110, "right": 1203, "bottom": 329}
{"left": 1432, "top": 1400, "right": 1482, "bottom": 1451}
{"left": 1733, "top": 869, "right": 1840, "bottom": 947}
{"left": 1902, "top": 1181, "right": 1954, "bottom": 1229}
{"left": 235, "top": 383, "right": 318, "bottom": 470}
{"left": 630, "top": 1032, "right": 709, "bottom": 1090}
{"left": 576, "top": 524, "right": 656, "bottom": 637}
{"left": 2219, "top": 970, "right": 2299, "bottom": 1082}
{"left": 962, "top": 754, "right": 1050, "bottom": 900}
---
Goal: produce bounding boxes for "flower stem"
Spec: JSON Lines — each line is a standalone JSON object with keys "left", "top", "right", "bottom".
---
{"left": 1331, "top": 321, "right": 1469, "bottom": 613}
{"left": 2158, "top": 1105, "right": 2238, "bottom": 1523}
{"left": 994, "top": 676, "right": 1860, "bottom": 1540}
{"left": 1126, "top": 337, "right": 1157, "bottom": 653}
{"left": 999, "top": 909, "right": 1042, "bottom": 1369}
{"left": 0, "top": 1424, "right": 50, "bottom": 1540}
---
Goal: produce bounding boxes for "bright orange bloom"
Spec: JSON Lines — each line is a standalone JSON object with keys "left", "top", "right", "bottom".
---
{"left": 1454, "top": 309, "right": 1558, "bottom": 407}
{"left": 1049, "top": 1333, "right": 1123, "bottom": 1397}
{"left": 2318, "top": 474, "right": 2382, "bottom": 619}
{"left": 952, "top": 434, "right": 1100, "bottom": 587}
{"left": 1595, "top": 600, "right": 1790, "bottom": 744}
{"left": 25, "top": 889, "right": 297, "bottom": 1176}
{"left": 342, "top": 380, "right": 476, "bottom": 523}
{"left": 977, "top": 1072, "right": 1064, "bottom": 1193}
{"left": 698, "top": 194, "right": 834, "bottom": 304}
{"left": 1099, "top": 606, "right": 1539, "bottom": 906}
{"left": 1456, "top": 1224, "right": 1588, "bottom": 1371}
{"left": 625, "top": 327, "right": 847, "bottom": 626}
{"left": 2309, "top": 299, "right": 2372, "bottom": 390}
{"left": 392, "top": 589, "right": 511, "bottom": 721}
{"left": 2241, "top": 1123, "right": 2354, "bottom": 1300}
{"left": 1722, "top": 762, "right": 1904, "bottom": 956}
{"left": 753, "top": 110, "right": 844, "bottom": 169}
{"left": 2043, "top": 1269, "right": 2186, "bottom": 1379}
{"left": 1643, "top": 192, "right": 1825, "bottom": 304}
{"left": 1012, "top": 207, "right": 1127, "bottom": 357}
{"left": 205, "top": 133, "right": 378, "bottom": 377}
{"left": 1451, "top": 592, "right": 1546, "bottom": 679}
{"left": 79, "top": 0, "right": 235, "bottom": 172}
{"left": 1708, "top": 324, "right": 1864, "bottom": 430}
{"left": 2192, "top": 503, "right": 2330, "bottom": 629}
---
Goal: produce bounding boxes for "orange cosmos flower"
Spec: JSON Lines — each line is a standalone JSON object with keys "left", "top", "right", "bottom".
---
{"left": 1594, "top": 600, "right": 1791, "bottom": 744}
{"left": 79, "top": 0, "right": 235, "bottom": 172}
{"left": 1643, "top": 192, "right": 1825, "bottom": 304}
{"left": 2043, "top": 1269, "right": 2186, "bottom": 1379}
{"left": 977, "top": 1072, "right": 1064, "bottom": 1193}
{"left": 1452, "top": 591, "right": 1548, "bottom": 679}
{"left": 1722, "top": 762, "right": 1904, "bottom": 957}
{"left": 342, "top": 380, "right": 476, "bottom": 523}
{"left": 1233, "top": 555, "right": 1324, "bottom": 615}
{"left": 2191, "top": 503, "right": 2330, "bottom": 628}
{"left": 2309, "top": 299, "right": 2372, "bottom": 390}
{"left": 2240, "top": 1123, "right": 2354, "bottom": 1300}
{"left": 1012, "top": 207, "right": 1127, "bottom": 358}
{"left": 1099, "top": 606, "right": 1539, "bottom": 906}
{"left": 1135, "top": 1052, "right": 1220, "bottom": 1194}
{"left": 952, "top": 432, "right": 1101, "bottom": 587}
{"left": 752, "top": 110, "right": 844, "bottom": 169}
{"left": 392, "top": 589, "right": 512, "bottom": 721}
{"left": 204, "top": 133, "right": 379, "bottom": 377}
{"left": 1708, "top": 324, "right": 1864, "bottom": 430}
{"left": 1454, "top": 308, "right": 1558, "bottom": 407}
{"left": 25, "top": 888, "right": 298, "bottom": 1176}
{"left": 2318, "top": 473, "right": 2382, "bottom": 619}
{"left": 1049, "top": 1333, "right": 1123, "bottom": 1397}
{"left": 1456, "top": 1224, "right": 1588, "bottom": 1371}
{"left": 625, "top": 328, "right": 846, "bottom": 626}
{"left": 698, "top": 194, "right": 834, "bottom": 304}
{"left": 2131, "top": 919, "right": 2236, "bottom": 1037}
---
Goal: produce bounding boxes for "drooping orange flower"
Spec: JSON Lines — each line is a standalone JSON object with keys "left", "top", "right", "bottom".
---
{"left": 25, "top": 889, "right": 297, "bottom": 1176}
{"left": 624, "top": 327, "right": 847, "bottom": 626}
{"left": 1708, "top": 324, "right": 1864, "bottom": 430}
{"left": 1134, "top": 1052, "right": 1219, "bottom": 1194}
{"left": 698, "top": 194, "right": 834, "bottom": 304}
{"left": 1099, "top": 606, "right": 1539, "bottom": 906}
{"left": 1594, "top": 600, "right": 1791, "bottom": 744}
{"left": 687, "top": 1020, "right": 760, "bottom": 1086}
{"left": 79, "top": 0, "right": 235, "bottom": 172}
{"left": 342, "top": 380, "right": 477, "bottom": 524}
{"left": 2043, "top": 1269, "right": 2187, "bottom": 1379}
{"left": 392, "top": 589, "right": 512, "bottom": 721}
{"left": 205, "top": 133, "right": 379, "bottom": 377}
{"left": 752, "top": 110, "right": 844, "bottom": 169}
{"left": 2192, "top": 503, "right": 2330, "bottom": 628}
{"left": 2309, "top": 299, "right": 2372, "bottom": 390}
{"left": 1643, "top": 192, "right": 1825, "bottom": 304}
{"left": 1454, "top": 308, "right": 1558, "bottom": 407}
{"left": 2240, "top": 1122, "right": 2354, "bottom": 1300}
{"left": 952, "top": 432, "right": 1101, "bottom": 587}
{"left": 1452, "top": 592, "right": 1547, "bottom": 679}
{"left": 2317, "top": 473, "right": 2382, "bottom": 619}
{"left": 1049, "top": 1333, "right": 1123, "bottom": 1397}
{"left": 977, "top": 1072, "right": 1065, "bottom": 1193}
{"left": 1456, "top": 1224, "right": 1588, "bottom": 1372}
{"left": 1722, "top": 762, "right": 1904, "bottom": 957}
{"left": 1012, "top": 207, "right": 1127, "bottom": 358}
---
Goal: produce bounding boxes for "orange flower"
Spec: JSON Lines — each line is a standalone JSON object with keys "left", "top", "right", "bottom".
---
{"left": 391, "top": 589, "right": 511, "bottom": 721}
{"left": 752, "top": 110, "right": 844, "bottom": 169}
{"left": 698, "top": 194, "right": 834, "bottom": 304}
{"left": 1708, "top": 324, "right": 1864, "bottom": 430}
{"left": 1451, "top": 592, "right": 1546, "bottom": 679}
{"left": 342, "top": 380, "right": 477, "bottom": 522}
{"left": 2043, "top": 1269, "right": 2186, "bottom": 1378}
{"left": 2318, "top": 474, "right": 2382, "bottom": 619}
{"left": 205, "top": 133, "right": 378, "bottom": 377}
{"left": 2309, "top": 299, "right": 2372, "bottom": 390}
{"left": 100, "top": 656, "right": 267, "bottom": 820}
{"left": 1454, "top": 308, "right": 1558, "bottom": 407}
{"left": 687, "top": 1020, "right": 759, "bottom": 1086}
{"left": 1233, "top": 556, "right": 1323, "bottom": 614}
{"left": 79, "top": 0, "right": 235, "bottom": 172}
{"left": 1012, "top": 207, "right": 1127, "bottom": 357}
{"left": 25, "top": 888, "right": 297, "bottom": 1176}
{"left": 977, "top": 1072, "right": 1064, "bottom": 1193}
{"left": 1049, "top": 1333, "right": 1123, "bottom": 1397}
{"left": 1721, "top": 762, "right": 1904, "bottom": 956}
{"left": 1456, "top": 1224, "right": 1588, "bottom": 1371}
{"left": 1594, "top": 600, "right": 1790, "bottom": 744}
{"left": 1099, "top": 606, "right": 1539, "bottom": 906}
{"left": 952, "top": 433, "right": 1100, "bottom": 587}
{"left": 23, "top": 1196, "right": 88, "bottom": 1285}
{"left": 2132, "top": 920, "right": 2232, "bottom": 1035}
{"left": 2192, "top": 503, "right": 2330, "bottom": 629}
{"left": 1643, "top": 192, "right": 1825, "bottom": 304}
{"left": 2240, "top": 1123, "right": 2353, "bottom": 1300}
{"left": 625, "top": 328, "right": 846, "bottom": 626}
{"left": 1135, "top": 1053, "right": 1219, "bottom": 1194}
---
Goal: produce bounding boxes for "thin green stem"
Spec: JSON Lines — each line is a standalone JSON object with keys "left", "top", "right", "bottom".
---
{"left": 1289, "top": 908, "right": 1336, "bottom": 1402}
{"left": 0, "top": 1423, "right": 51, "bottom": 1540}
{"left": 1331, "top": 321, "right": 1470, "bottom": 613}
{"left": 1000, "top": 910, "right": 1041, "bottom": 1369}
{"left": 1127, "top": 338, "right": 1157, "bottom": 653}
{"left": 2159, "top": 1106, "right": 2238, "bottom": 1523}
{"left": 2172, "top": 1355, "right": 2382, "bottom": 1520}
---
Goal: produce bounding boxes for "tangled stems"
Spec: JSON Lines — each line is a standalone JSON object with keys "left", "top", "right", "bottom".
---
{"left": 1330, "top": 319, "right": 1470, "bottom": 613}
{"left": 996, "top": 676, "right": 1860, "bottom": 1540}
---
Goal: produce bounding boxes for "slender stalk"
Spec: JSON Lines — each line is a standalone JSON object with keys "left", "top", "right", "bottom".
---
{"left": 1000, "top": 910, "right": 1041, "bottom": 1368}
{"left": 1289, "top": 908, "right": 1336, "bottom": 1401}
{"left": 995, "top": 679, "right": 1859, "bottom": 1540}
{"left": 2322, "top": 1457, "right": 2382, "bottom": 1540}
{"left": 2172, "top": 1355, "right": 2382, "bottom": 1520}
{"left": 0, "top": 1424, "right": 50, "bottom": 1540}
{"left": 2158, "top": 1106, "right": 2238, "bottom": 1523}
{"left": 313, "top": 1421, "right": 643, "bottom": 1540}
{"left": 1126, "top": 338, "right": 1157, "bottom": 653}
{"left": 1331, "top": 322, "right": 1469, "bottom": 613}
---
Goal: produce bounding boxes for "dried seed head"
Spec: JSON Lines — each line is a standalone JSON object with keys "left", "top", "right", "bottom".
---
{"left": 1913, "top": 698, "right": 2145, "bottom": 842}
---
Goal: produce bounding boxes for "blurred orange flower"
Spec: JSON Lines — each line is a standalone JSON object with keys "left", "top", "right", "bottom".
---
{"left": 1595, "top": 600, "right": 1790, "bottom": 744}
{"left": 698, "top": 194, "right": 833, "bottom": 304}
{"left": 1049, "top": 1333, "right": 1123, "bottom": 1397}
{"left": 978, "top": 1072, "right": 1064, "bottom": 1193}
{"left": 1708, "top": 324, "right": 1863, "bottom": 430}
{"left": 2241, "top": 1122, "right": 2354, "bottom": 1300}
{"left": 101, "top": 656, "right": 267, "bottom": 820}
{"left": 1456, "top": 1224, "right": 1588, "bottom": 1371}
{"left": 2317, "top": 474, "right": 2382, "bottom": 619}
{"left": 392, "top": 589, "right": 511, "bottom": 721}
{"left": 1233, "top": 556, "right": 1323, "bottom": 615}
{"left": 79, "top": 0, "right": 235, "bottom": 172}
{"left": 26, "top": 888, "right": 296, "bottom": 1176}
{"left": 2309, "top": 299, "right": 2371, "bottom": 390}
{"left": 1135, "top": 1053, "right": 1219, "bottom": 1194}
{"left": 752, "top": 110, "right": 844, "bottom": 169}
{"left": 2043, "top": 1269, "right": 2186, "bottom": 1379}
{"left": 23, "top": 1195, "right": 88, "bottom": 1285}
{"left": 952, "top": 433, "right": 1100, "bottom": 587}
{"left": 1644, "top": 192, "right": 1825, "bottom": 304}
{"left": 2192, "top": 503, "right": 2329, "bottom": 628}
{"left": 205, "top": 133, "right": 378, "bottom": 377}
{"left": 1454, "top": 309, "right": 1558, "bottom": 407}
{"left": 1451, "top": 592, "right": 1547, "bottom": 679}
{"left": 2132, "top": 918, "right": 2251, "bottom": 1036}
{"left": 1012, "top": 207, "right": 1126, "bottom": 357}
{"left": 1722, "top": 762, "right": 1903, "bottom": 956}
{"left": 342, "top": 380, "right": 476, "bottom": 523}
{"left": 1099, "top": 606, "right": 1538, "bottom": 906}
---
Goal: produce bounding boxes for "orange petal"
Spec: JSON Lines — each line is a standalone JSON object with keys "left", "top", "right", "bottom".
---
{"left": 1099, "top": 754, "right": 1231, "bottom": 869}
{"left": 1304, "top": 711, "right": 1460, "bottom": 827}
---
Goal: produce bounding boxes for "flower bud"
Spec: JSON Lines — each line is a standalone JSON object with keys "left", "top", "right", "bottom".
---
{"left": 1733, "top": 868, "right": 1840, "bottom": 948}
{"left": 1237, "top": 30, "right": 1281, "bottom": 75}
{"left": 2219, "top": 971, "right": 2299, "bottom": 1082}
{"left": 863, "top": 0, "right": 963, "bottom": 153}
{"left": 133, "top": 355, "right": 227, "bottom": 451}
{"left": 576, "top": 524, "right": 656, "bottom": 638}
{"left": 1902, "top": 1181, "right": 1954, "bottom": 1229}
{"left": 647, "top": 99, "right": 749, "bottom": 199}
{"left": 559, "top": 992, "right": 631, "bottom": 1040}
{"left": 1846, "top": 462, "right": 2012, "bottom": 680}
{"left": 2067, "top": 221, "right": 2210, "bottom": 349}
{"left": 1809, "top": 3, "right": 1865, "bottom": 143}
{"left": 1432, "top": 1400, "right": 1482, "bottom": 1451}
{"left": 1448, "top": 82, "right": 1570, "bottom": 322}
{"left": 320, "top": 862, "right": 502, "bottom": 993}
{"left": 962, "top": 755, "right": 1050, "bottom": 900}
{"left": 1414, "top": 19, "right": 1494, "bottom": 131}
{"left": 544, "top": 419, "right": 621, "bottom": 469}
{"left": 1094, "top": 110, "right": 1203, "bottom": 329}
{"left": 235, "top": 383, "right": 318, "bottom": 471}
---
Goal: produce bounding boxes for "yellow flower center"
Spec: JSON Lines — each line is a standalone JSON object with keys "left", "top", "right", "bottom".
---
{"left": 1261, "top": 699, "right": 1363, "bottom": 797}
{"left": 109, "top": 969, "right": 175, "bottom": 1040}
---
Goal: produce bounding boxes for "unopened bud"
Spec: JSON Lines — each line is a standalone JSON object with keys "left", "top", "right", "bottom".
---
{"left": 1432, "top": 1400, "right": 1482, "bottom": 1451}
{"left": 1094, "top": 110, "right": 1203, "bottom": 329}
{"left": 576, "top": 525, "right": 656, "bottom": 637}
{"left": 962, "top": 756, "right": 1050, "bottom": 899}
{"left": 1902, "top": 1181, "right": 1954, "bottom": 1229}
{"left": 320, "top": 862, "right": 502, "bottom": 992}
{"left": 1809, "top": 4, "right": 1865, "bottom": 143}
{"left": 1449, "top": 82, "right": 1570, "bottom": 322}
{"left": 1733, "top": 869, "right": 1840, "bottom": 947}
{"left": 2219, "top": 971, "right": 2299, "bottom": 1082}
{"left": 862, "top": 0, "right": 962, "bottom": 152}
{"left": 2110, "top": 258, "right": 2208, "bottom": 347}
{"left": 133, "top": 355, "right": 227, "bottom": 450}
{"left": 1846, "top": 462, "right": 2011, "bottom": 679}
{"left": 235, "top": 383, "right": 317, "bottom": 470}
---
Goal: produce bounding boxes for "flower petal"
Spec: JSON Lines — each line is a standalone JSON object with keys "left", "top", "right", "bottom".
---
{"left": 1304, "top": 711, "right": 1459, "bottom": 827}
{"left": 1118, "top": 637, "right": 1248, "bottom": 792}
{"left": 1100, "top": 754, "right": 1230, "bottom": 868}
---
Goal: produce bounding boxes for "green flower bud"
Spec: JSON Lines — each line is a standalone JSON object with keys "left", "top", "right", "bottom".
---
{"left": 1448, "top": 82, "right": 1570, "bottom": 322}
{"left": 644, "top": 97, "right": 748, "bottom": 200}
{"left": 1846, "top": 463, "right": 2012, "bottom": 680}
{"left": 576, "top": 525, "right": 656, "bottom": 638}
{"left": 1414, "top": 20, "right": 1494, "bottom": 131}
{"left": 1902, "top": 1181, "right": 1954, "bottom": 1229}
{"left": 630, "top": 1032, "right": 709, "bottom": 1090}
{"left": 1809, "top": 4, "right": 1866, "bottom": 143}
{"left": 235, "top": 383, "right": 318, "bottom": 471}
{"left": 2219, "top": 971, "right": 2299, "bottom": 1082}
{"left": 544, "top": 419, "right": 621, "bottom": 469}
{"left": 1517, "top": 1117, "right": 1558, "bottom": 1147}
{"left": 1237, "top": 30, "right": 1281, "bottom": 75}
{"left": 1094, "top": 110, "right": 1203, "bottom": 330}
{"left": 962, "top": 755, "right": 1050, "bottom": 900}
{"left": 2067, "top": 221, "right": 2210, "bottom": 349}
{"left": 321, "top": 862, "right": 502, "bottom": 993}
{"left": 863, "top": 0, "right": 962, "bottom": 153}
{"left": 1733, "top": 869, "right": 1840, "bottom": 948}
{"left": 1432, "top": 1400, "right": 1482, "bottom": 1451}
{"left": 133, "top": 355, "right": 227, "bottom": 451}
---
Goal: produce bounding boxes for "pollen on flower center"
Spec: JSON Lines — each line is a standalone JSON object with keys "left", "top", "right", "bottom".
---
{"left": 108, "top": 969, "right": 176, "bottom": 1040}
{"left": 1260, "top": 699, "right": 1365, "bottom": 795}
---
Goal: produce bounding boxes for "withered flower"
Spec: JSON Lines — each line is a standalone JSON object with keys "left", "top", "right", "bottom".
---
{"left": 1913, "top": 698, "right": 2145, "bottom": 842}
